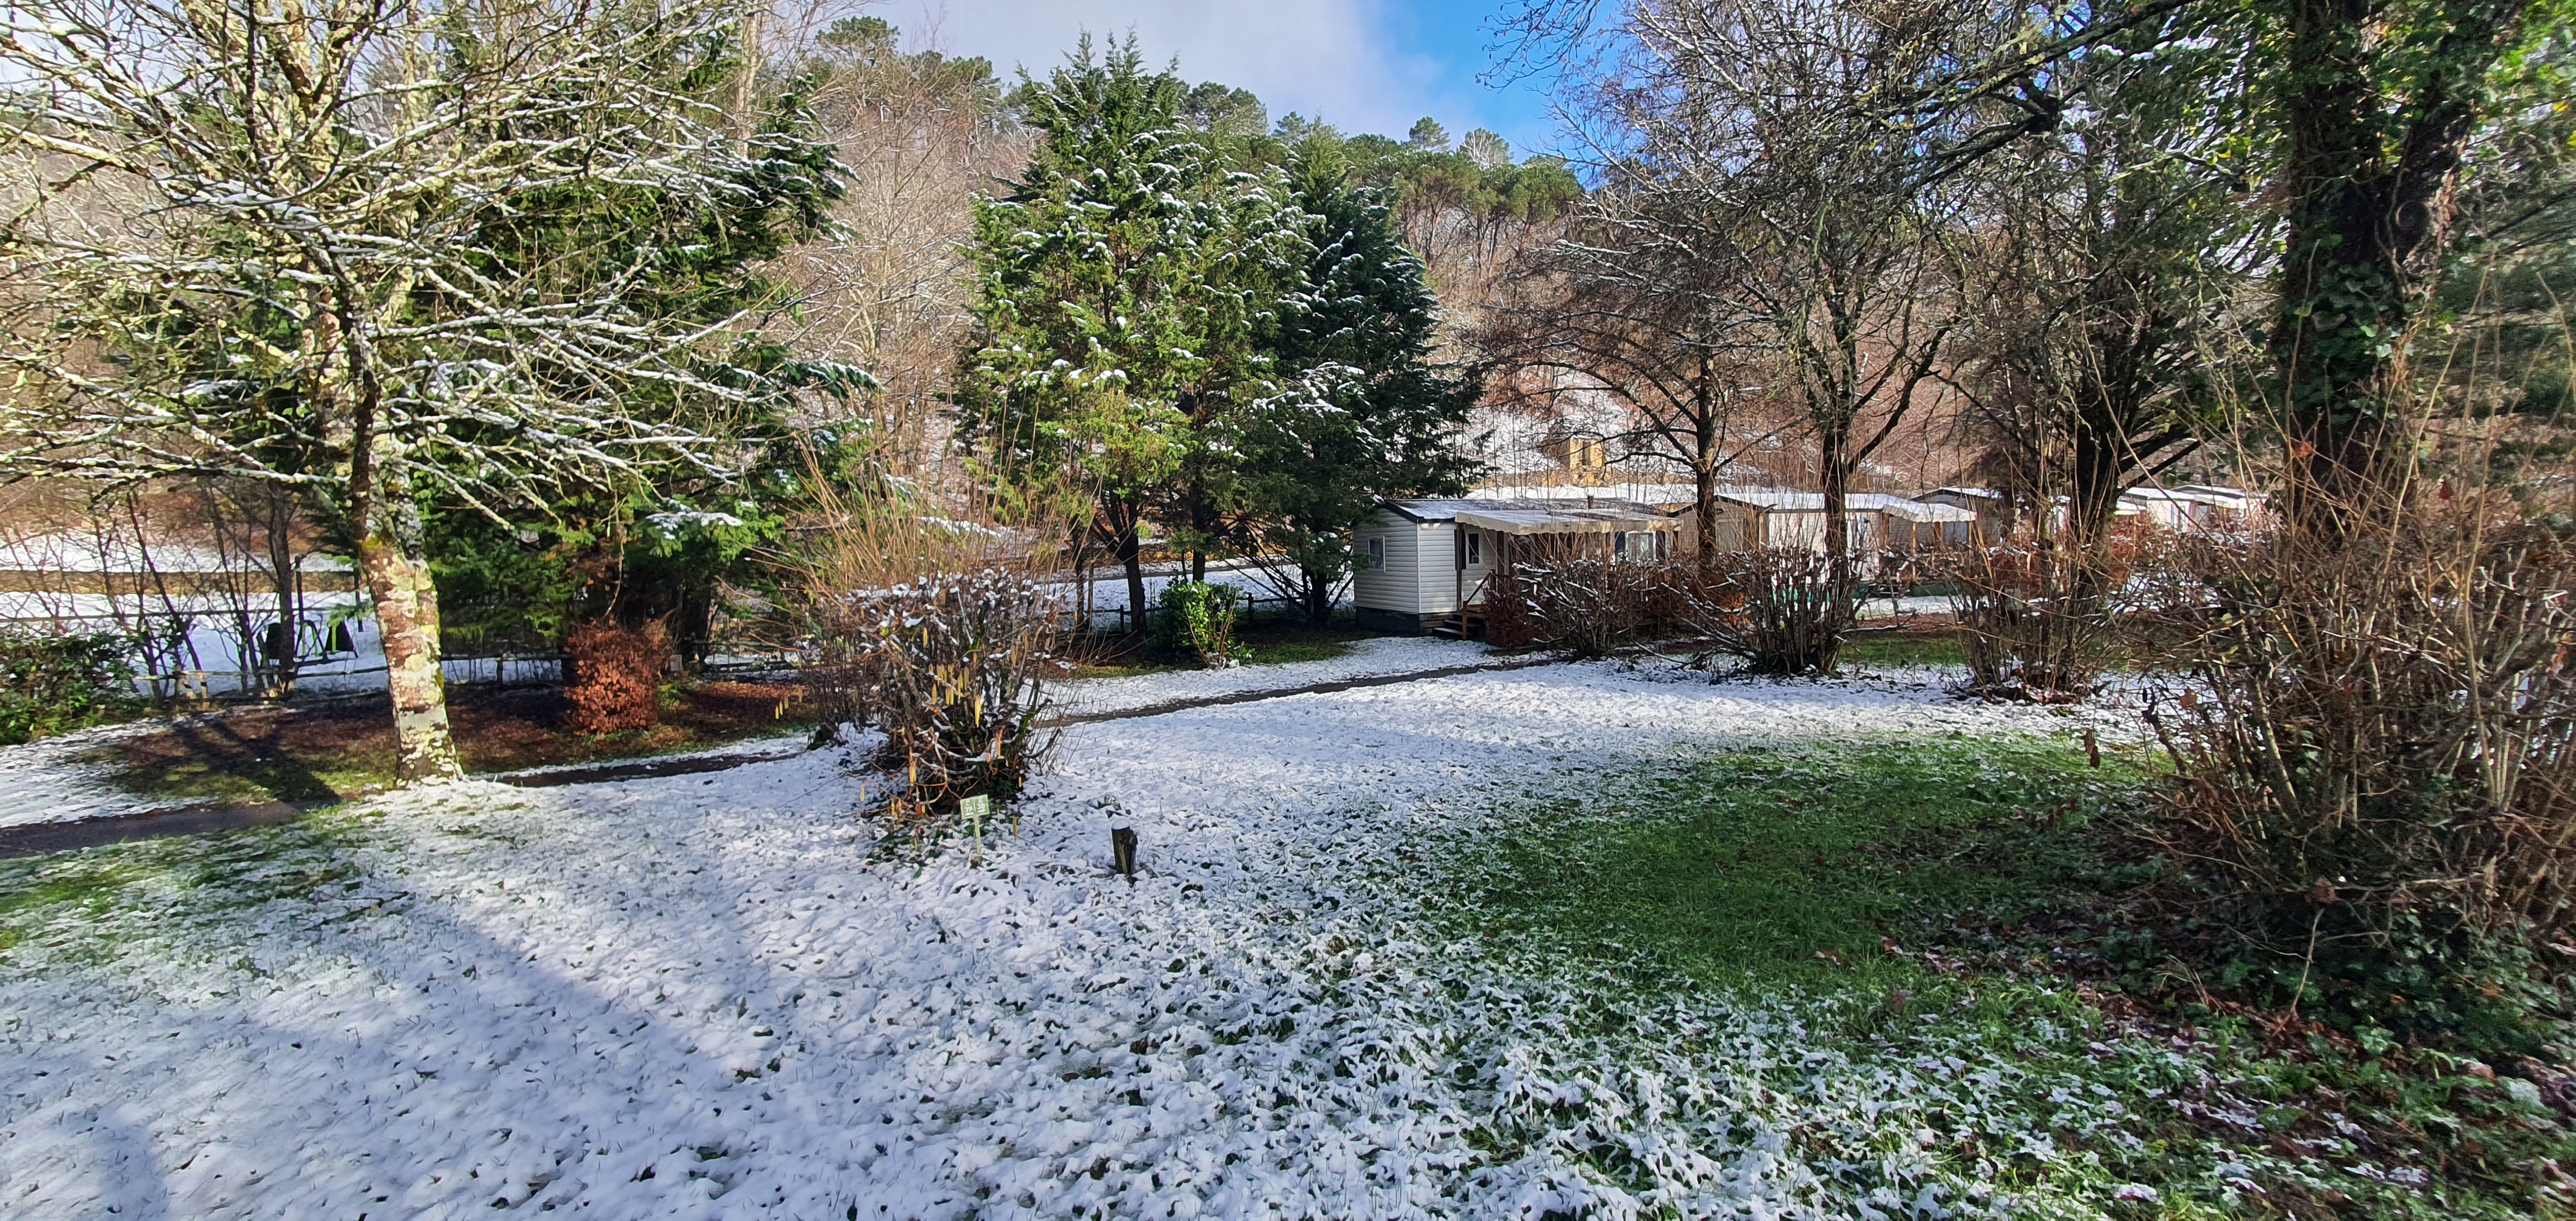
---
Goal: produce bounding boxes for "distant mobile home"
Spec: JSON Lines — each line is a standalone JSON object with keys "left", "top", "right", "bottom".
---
{"left": 1917, "top": 485, "right": 2266, "bottom": 538}
{"left": 1352, "top": 499, "right": 1680, "bottom": 635}
{"left": 1695, "top": 490, "right": 1976, "bottom": 557}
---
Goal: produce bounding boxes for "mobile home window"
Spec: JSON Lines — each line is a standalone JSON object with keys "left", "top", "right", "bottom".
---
{"left": 1466, "top": 532, "right": 1483, "bottom": 565}
{"left": 1366, "top": 536, "right": 1384, "bottom": 569}
{"left": 1614, "top": 531, "right": 1630, "bottom": 559}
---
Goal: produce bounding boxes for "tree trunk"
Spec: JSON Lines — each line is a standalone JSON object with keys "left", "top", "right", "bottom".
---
{"left": 1114, "top": 518, "right": 1148, "bottom": 636}
{"left": 673, "top": 581, "right": 713, "bottom": 674}
{"left": 356, "top": 496, "right": 461, "bottom": 784}
{"left": 1693, "top": 361, "right": 1719, "bottom": 564}
{"left": 2063, "top": 399, "right": 2113, "bottom": 569}
{"left": 2270, "top": 0, "right": 2530, "bottom": 533}
{"left": 1187, "top": 475, "right": 1213, "bottom": 583}
{"left": 263, "top": 487, "right": 302, "bottom": 697}
{"left": 1816, "top": 425, "right": 1853, "bottom": 676}
{"left": 1303, "top": 566, "right": 1330, "bottom": 625}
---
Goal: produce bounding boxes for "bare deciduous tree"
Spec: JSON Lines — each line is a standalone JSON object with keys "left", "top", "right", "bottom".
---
{"left": 1945, "top": 29, "right": 2258, "bottom": 583}
{"left": 778, "top": 16, "right": 1022, "bottom": 480}
{"left": 1570, "top": 0, "right": 1995, "bottom": 664}
{"left": 1476, "top": 212, "right": 1789, "bottom": 558}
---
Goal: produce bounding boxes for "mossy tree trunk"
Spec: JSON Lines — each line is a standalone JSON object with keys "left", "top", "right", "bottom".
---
{"left": 354, "top": 479, "right": 461, "bottom": 784}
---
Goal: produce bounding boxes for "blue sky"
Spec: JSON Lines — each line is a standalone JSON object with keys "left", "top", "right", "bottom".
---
{"left": 910, "top": 0, "right": 1566, "bottom": 159}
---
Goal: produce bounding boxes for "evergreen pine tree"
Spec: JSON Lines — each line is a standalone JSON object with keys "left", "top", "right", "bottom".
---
{"left": 1245, "top": 135, "right": 1479, "bottom": 622}
{"left": 956, "top": 38, "right": 1303, "bottom": 622}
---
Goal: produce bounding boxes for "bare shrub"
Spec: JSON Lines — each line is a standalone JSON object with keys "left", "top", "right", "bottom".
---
{"left": 1484, "top": 559, "right": 1654, "bottom": 657}
{"left": 1944, "top": 546, "right": 2114, "bottom": 702}
{"left": 793, "top": 466, "right": 1067, "bottom": 832}
{"left": 808, "top": 571, "right": 1062, "bottom": 827}
{"left": 564, "top": 621, "right": 666, "bottom": 733}
{"left": 1680, "top": 547, "right": 1851, "bottom": 675}
{"left": 2144, "top": 494, "right": 2576, "bottom": 1029}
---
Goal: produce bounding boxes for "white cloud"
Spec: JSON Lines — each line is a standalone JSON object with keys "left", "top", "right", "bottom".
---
{"left": 893, "top": 0, "right": 1477, "bottom": 142}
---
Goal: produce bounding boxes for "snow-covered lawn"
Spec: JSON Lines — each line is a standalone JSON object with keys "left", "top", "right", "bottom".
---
{"left": 3, "top": 661, "right": 2175, "bottom": 1219}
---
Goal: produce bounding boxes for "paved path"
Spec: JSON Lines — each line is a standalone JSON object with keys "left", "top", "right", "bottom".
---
{"left": 0, "top": 656, "right": 1550, "bottom": 858}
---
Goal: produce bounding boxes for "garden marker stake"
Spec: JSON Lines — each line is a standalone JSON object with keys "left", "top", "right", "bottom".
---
{"left": 960, "top": 794, "right": 989, "bottom": 866}
{"left": 1111, "top": 827, "right": 1137, "bottom": 884}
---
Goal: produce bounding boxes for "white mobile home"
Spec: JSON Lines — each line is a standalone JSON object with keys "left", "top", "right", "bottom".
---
{"left": 1353, "top": 499, "right": 1682, "bottom": 635}
{"left": 2120, "top": 485, "right": 2267, "bottom": 531}
{"left": 1916, "top": 487, "right": 2011, "bottom": 543}
{"left": 1698, "top": 489, "right": 1885, "bottom": 553}
{"left": 1859, "top": 495, "right": 1981, "bottom": 551}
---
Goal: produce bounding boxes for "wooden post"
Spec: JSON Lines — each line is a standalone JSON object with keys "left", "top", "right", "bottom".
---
{"left": 1453, "top": 527, "right": 1465, "bottom": 633}
{"left": 1111, "top": 826, "right": 1137, "bottom": 883}
{"left": 2082, "top": 728, "right": 2100, "bottom": 768}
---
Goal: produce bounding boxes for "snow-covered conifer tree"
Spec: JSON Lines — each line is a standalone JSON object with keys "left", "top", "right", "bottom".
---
{"left": 954, "top": 36, "right": 1303, "bottom": 621}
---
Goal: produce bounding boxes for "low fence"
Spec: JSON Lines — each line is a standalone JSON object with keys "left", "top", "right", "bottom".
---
{"left": 4, "top": 566, "right": 1347, "bottom": 707}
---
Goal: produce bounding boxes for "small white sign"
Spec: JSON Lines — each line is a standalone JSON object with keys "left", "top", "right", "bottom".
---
{"left": 958, "top": 794, "right": 990, "bottom": 822}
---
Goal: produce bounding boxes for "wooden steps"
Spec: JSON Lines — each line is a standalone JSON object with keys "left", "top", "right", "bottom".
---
{"left": 1429, "top": 608, "right": 1486, "bottom": 638}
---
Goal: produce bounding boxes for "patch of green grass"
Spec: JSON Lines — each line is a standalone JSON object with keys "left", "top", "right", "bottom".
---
{"left": 0, "top": 815, "right": 370, "bottom": 957}
{"left": 1834, "top": 629, "right": 1968, "bottom": 670}
{"left": 1245, "top": 637, "right": 1355, "bottom": 665}
{"left": 1452, "top": 734, "right": 2146, "bottom": 988}
{"left": 1070, "top": 617, "right": 1368, "bottom": 677}
{"left": 1426, "top": 736, "right": 2575, "bottom": 1218}
{"left": 101, "top": 748, "right": 381, "bottom": 805}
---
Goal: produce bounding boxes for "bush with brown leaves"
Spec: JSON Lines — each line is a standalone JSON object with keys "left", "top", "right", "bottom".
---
{"left": 564, "top": 621, "right": 666, "bottom": 733}
{"left": 2144, "top": 496, "right": 2576, "bottom": 1037}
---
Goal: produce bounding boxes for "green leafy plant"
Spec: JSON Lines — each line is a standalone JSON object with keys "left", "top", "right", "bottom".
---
{"left": 1157, "top": 580, "right": 1250, "bottom": 668}
{"left": 0, "top": 628, "right": 138, "bottom": 745}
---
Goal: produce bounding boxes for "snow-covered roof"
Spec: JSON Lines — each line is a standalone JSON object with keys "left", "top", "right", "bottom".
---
{"left": 1706, "top": 489, "right": 1827, "bottom": 512}
{"left": 2137, "top": 484, "right": 2259, "bottom": 508}
{"left": 1385, "top": 499, "right": 1677, "bottom": 534}
{"left": 1868, "top": 498, "right": 1979, "bottom": 523}
{"left": 1701, "top": 490, "right": 1974, "bottom": 520}
{"left": 1924, "top": 486, "right": 2004, "bottom": 502}
{"left": 1465, "top": 483, "right": 1704, "bottom": 506}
